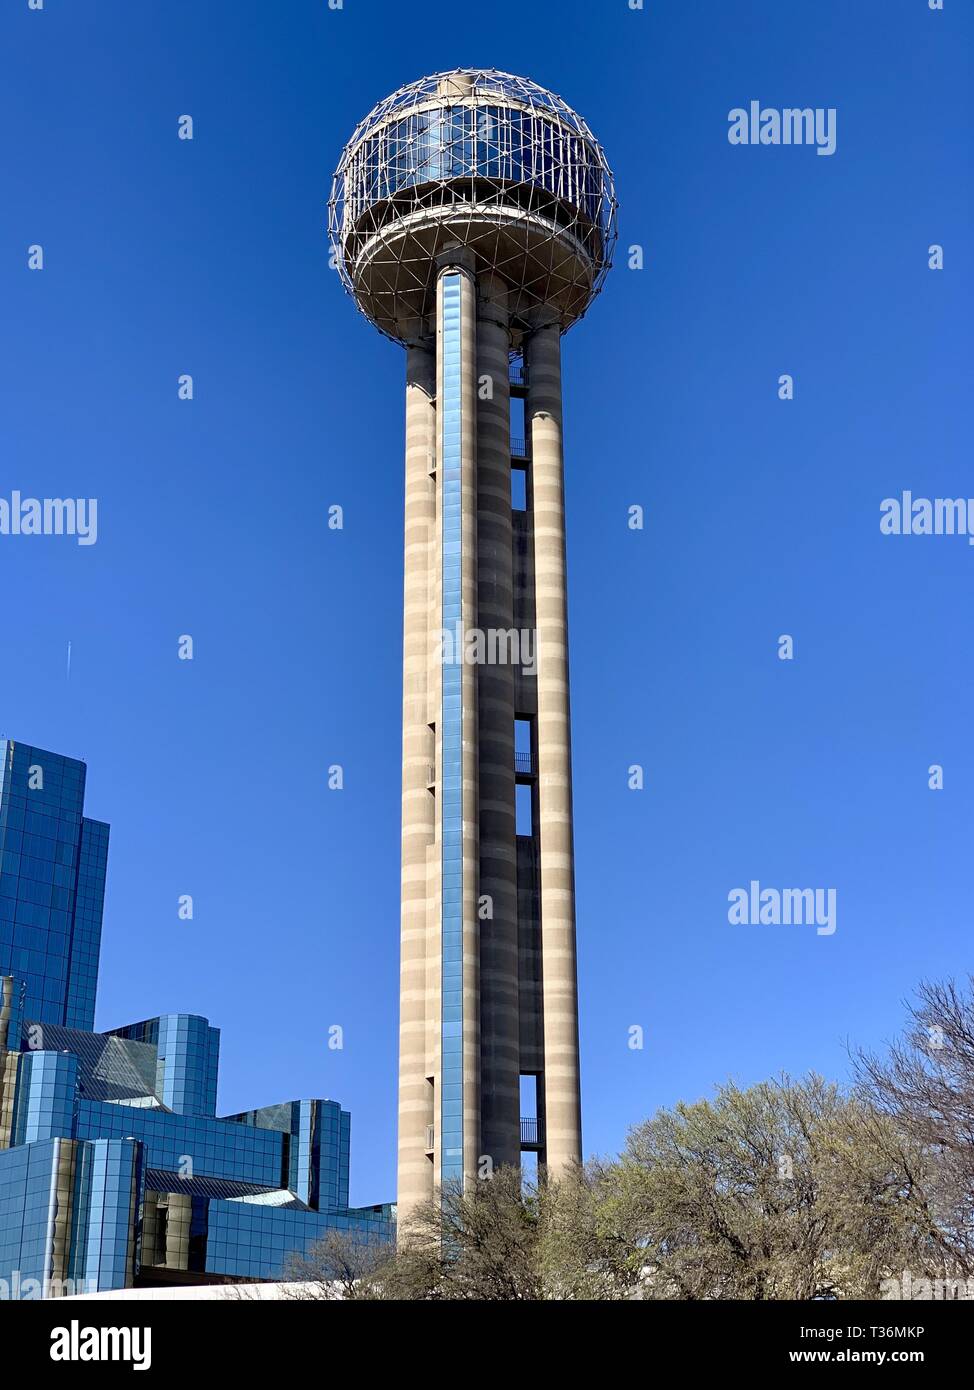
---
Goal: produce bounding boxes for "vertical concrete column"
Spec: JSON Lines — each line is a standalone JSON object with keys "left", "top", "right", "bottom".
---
{"left": 526, "top": 320, "right": 582, "bottom": 1174}
{"left": 476, "top": 276, "right": 521, "bottom": 1171}
{"left": 397, "top": 339, "right": 436, "bottom": 1223}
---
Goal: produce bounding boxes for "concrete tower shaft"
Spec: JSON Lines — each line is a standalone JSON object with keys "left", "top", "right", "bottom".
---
{"left": 329, "top": 69, "right": 616, "bottom": 1224}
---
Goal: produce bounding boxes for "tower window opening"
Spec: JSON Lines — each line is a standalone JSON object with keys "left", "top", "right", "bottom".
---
{"left": 521, "top": 1150, "right": 539, "bottom": 1191}
{"left": 519, "top": 1073, "right": 538, "bottom": 1119}
{"left": 511, "top": 467, "right": 527, "bottom": 511}
{"left": 515, "top": 782, "right": 533, "bottom": 835}
{"left": 510, "top": 395, "right": 525, "bottom": 440}
{"left": 514, "top": 719, "right": 532, "bottom": 774}
{"left": 508, "top": 394, "right": 525, "bottom": 458}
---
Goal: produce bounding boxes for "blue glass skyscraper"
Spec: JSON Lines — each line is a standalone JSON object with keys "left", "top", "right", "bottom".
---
{"left": 0, "top": 741, "right": 391, "bottom": 1297}
{"left": 0, "top": 740, "right": 108, "bottom": 1030}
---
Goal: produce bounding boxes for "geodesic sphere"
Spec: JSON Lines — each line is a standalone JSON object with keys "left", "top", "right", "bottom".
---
{"left": 329, "top": 69, "right": 617, "bottom": 344}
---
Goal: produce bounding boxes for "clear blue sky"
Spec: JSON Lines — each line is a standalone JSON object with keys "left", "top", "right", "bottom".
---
{"left": 1, "top": 0, "right": 970, "bottom": 1206}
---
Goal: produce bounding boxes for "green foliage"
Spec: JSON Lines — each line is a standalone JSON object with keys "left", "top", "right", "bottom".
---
{"left": 622, "top": 1074, "right": 937, "bottom": 1298}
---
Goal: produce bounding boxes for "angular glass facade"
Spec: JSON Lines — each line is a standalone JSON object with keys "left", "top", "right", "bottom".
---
{"left": 0, "top": 740, "right": 108, "bottom": 1031}
{"left": 0, "top": 742, "right": 392, "bottom": 1296}
{"left": 112, "top": 1014, "right": 221, "bottom": 1117}
{"left": 0, "top": 992, "right": 393, "bottom": 1295}
{"left": 66, "top": 818, "right": 109, "bottom": 1029}
{"left": 0, "top": 1135, "right": 143, "bottom": 1297}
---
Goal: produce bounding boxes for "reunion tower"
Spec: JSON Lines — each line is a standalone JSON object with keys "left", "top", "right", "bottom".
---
{"left": 329, "top": 69, "right": 617, "bottom": 1220}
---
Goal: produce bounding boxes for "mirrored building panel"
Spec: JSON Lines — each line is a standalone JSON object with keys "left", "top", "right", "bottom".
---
{"left": 0, "top": 742, "right": 392, "bottom": 1296}
{"left": 0, "top": 740, "right": 108, "bottom": 1031}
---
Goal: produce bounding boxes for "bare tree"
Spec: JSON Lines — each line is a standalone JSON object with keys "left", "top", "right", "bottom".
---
{"left": 855, "top": 976, "right": 974, "bottom": 1276}
{"left": 357, "top": 1164, "right": 648, "bottom": 1301}
{"left": 281, "top": 1228, "right": 393, "bottom": 1301}
{"left": 373, "top": 1165, "right": 544, "bottom": 1301}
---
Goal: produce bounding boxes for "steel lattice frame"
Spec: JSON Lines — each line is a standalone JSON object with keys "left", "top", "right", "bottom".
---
{"left": 328, "top": 68, "right": 618, "bottom": 346}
